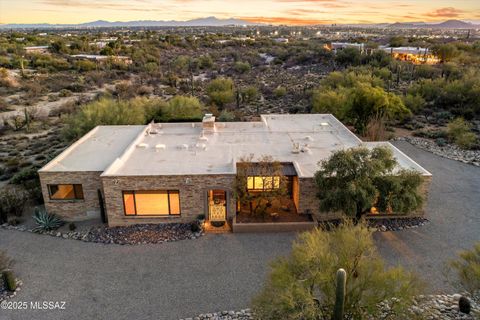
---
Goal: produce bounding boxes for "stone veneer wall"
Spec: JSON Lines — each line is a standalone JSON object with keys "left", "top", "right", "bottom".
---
{"left": 101, "top": 174, "right": 236, "bottom": 227}
{"left": 38, "top": 171, "right": 103, "bottom": 220}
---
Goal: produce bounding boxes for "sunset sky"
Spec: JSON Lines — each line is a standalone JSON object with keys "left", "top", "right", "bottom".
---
{"left": 1, "top": 0, "right": 480, "bottom": 25}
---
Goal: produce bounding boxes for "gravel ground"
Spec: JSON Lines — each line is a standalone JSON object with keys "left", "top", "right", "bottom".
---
{"left": 0, "top": 141, "right": 479, "bottom": 320}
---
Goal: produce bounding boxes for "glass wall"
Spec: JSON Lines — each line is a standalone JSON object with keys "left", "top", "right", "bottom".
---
{"left": 122, "top": 190, "right": 180, "bottom": 216}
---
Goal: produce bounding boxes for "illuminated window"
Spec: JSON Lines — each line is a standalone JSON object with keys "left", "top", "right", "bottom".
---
{"left": 48, "top": 184, "right": 84, "bottom": 200}
{"left": 247, "top": 176, "right": 281, "bottom": 191}
{"left": 122, "top": 190, "right": 180, "bottom": 216}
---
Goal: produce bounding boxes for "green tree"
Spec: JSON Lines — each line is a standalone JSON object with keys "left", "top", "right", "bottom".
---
{"left": 311, "top": 87, "right": 349, "bottom": 117}
{"left": 314, "top": 146, "right": 423, "bottom": 219}
{"left": 347, "top": 83, "right": 410, "bottom": 135}
{"left": 206, "top": 77, "right": 235, "bottom": 108}
{"left": 253, "top": 220, "right": 421, "bottom": 319}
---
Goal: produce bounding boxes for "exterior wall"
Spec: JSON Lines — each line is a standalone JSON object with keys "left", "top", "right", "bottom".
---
{"left": 298, "top": 177, "right": 343, "bottom": 221}
{"left": 39, "top": 171, "right": 103, "bottom": 220}
{"left": 101, "top": 174, "right": 236, "bottom": 227}
{"left": 292, "top": 176, "right": 299, "bottom": 212}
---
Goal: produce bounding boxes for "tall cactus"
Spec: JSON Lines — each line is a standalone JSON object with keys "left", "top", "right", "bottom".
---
{"left": 333, "top": 268, "right": 347, "bottom": 320}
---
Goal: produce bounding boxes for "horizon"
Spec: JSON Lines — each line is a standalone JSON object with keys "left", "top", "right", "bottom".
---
{"left": 1, "top": 0, "right": 480, "bottom": 26}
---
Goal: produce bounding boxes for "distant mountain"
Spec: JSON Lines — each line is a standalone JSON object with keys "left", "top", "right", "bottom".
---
{"left": 387, "top": 19, "right": 476, "bottom": 29}
{"left": 435, "top": 19, "right": 473, "bottom": 29}
{"left": 0, "top": 17, "right": 260, "bottom": 29}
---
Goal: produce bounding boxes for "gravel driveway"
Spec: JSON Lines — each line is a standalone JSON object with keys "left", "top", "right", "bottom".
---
{"left": 0, "top": 141, "right": 479, "bottom": 320}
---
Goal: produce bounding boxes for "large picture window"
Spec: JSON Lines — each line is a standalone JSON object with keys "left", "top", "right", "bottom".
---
{"left": 247, "top": 176, "right": 280, "bottom": 191}
{"left": 122, "top": 190, "right": 180, "bottom": 216}
{"left": 48, "top": 184, "right": 84, "bottom": 200}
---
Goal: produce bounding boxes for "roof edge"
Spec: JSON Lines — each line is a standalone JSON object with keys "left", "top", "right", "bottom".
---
{"left": 38, "top": 126, "right": 101, "bottom": 173}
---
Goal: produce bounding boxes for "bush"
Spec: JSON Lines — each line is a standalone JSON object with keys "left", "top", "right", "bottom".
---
{"left": 450, "top": 242, "right": 480, "bottom": 294}
{"left": 190, "top": 222, "right": 200, "bottom": 233}
{"left": 218, "top": 110, "right": 235, "bottom": 122}
{"left": 206, "top": 78, "right": 235, "bottom": 107}
{"left": 0, "top": 189, "right": 28, "bottom": 223}
{"left": 63, "top": 97, "right": 163, "bottom": 140}
{"left": 3, "top": 270, "right": 16, "bottom": 291}
{"left": 10, "top": 167, "right": 38, "bottom": 185}
{"left": 32, "top": 207, "right": 64, "bottom": 232}
{"left": 234, "top": 61, "right": 251, "bottom": 73}
{"left": 447, "top": 118, "right": 477, "bottom": 150}
{"left": 160, "top": 96, "right": 203, "bottom": 122}
{"left": 273, "top": 86, "right": 287, "bottom": 97}
{"left": 253, "top": 220, "right": 421, "bottom": 319}
{"left": 69, "top": 222, "right": 77, "bottom": 231}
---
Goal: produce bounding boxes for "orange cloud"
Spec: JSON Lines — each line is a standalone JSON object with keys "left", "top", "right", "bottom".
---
{"left": 425, "top": 7, "right": 464, "bottom": 18}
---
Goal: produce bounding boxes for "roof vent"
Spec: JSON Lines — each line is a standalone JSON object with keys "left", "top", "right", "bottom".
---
{"left": 137, "top": 143, "right": 148, "bottom": 149}
{"left": 291, "top": 142, "right": 300, "bottom": 154}
{"left": 305, "top": 136, "right": 314, "bottom": 141}
{"left": 320, "top": 122, "right": 329, "bottom": 126}
{"left": 199, "top": 135, "right": 208, "bottom": 141}
{"left": 196, "top": 143, "right": 207, "bottom": 150}
{"left": 179, "top": 144, "right": 189, "bottom": 150}
{"left": 155, "top": 144, "right": 166, "bottom": 150}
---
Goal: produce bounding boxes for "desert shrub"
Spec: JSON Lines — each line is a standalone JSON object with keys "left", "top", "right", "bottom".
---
{"left": 0, "top": 188, "right": 28, "bottom": 223}
{"left": 58, "top": 89, "right": 72, "bottom": 97}
{"left": 253, "top": 220, "right": 421, "bottom": 319}
{"left": 447, "top": 118, "right": 477, "bottom": 149}
{"left": 218, "top": 110, "right": 235, "bottom": 122}
{"left": 206, "top": 77, "right": 235, "bottom": 107}
{"left": 190, "top": 222, "right": 200, "bottom": 233}
{"left": 450, "top": 242, "right": 480, "bottom": 294}
{"left": 234, "top": 61, "right": 251, "bottom": 73}
{"left": 63, "top": 97, "right": 162, "bottom": 140}
{"left": 273, "top": 86, "right": 287, "bottom": 97}
{"left": 10, "top": 167, "right": 38, "bottom": 185}
{"left": 160, "top": 96, "right": 203, "bottom": 122}
{"left": 69, "top": 222, "right": 77, "bottom": 231}
{"left": 32, "top": 207, "right": 64, "bottom": 232}
{"left": 75, "top": 60, "right": 96, "bottom": 72}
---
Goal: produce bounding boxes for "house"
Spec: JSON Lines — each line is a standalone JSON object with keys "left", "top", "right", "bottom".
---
{"left": 69, "top": 54, "right": 133, "bottom": 65}
{"left": 38, "top": 114, "right": 431, "bottom": 229}
{"left": 325, "top": 42, "right": 365, "bottom": 53}
{"left": 24, "top": 46, "right": 50, "bottom": 54}
{"left": 379, "top": 46, "right": 440, "bottom": 64}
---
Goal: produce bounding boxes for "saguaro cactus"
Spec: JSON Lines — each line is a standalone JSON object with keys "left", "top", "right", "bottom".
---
{"left": 333, "top": 268, "right": 347, "bottom": 320}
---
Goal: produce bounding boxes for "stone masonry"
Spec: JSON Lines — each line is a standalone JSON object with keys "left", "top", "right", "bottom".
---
{"left": 101, "top": 174, "right": 236, "bottom": 227}
{"left": 39, "top": 171, "right": 103, "bottom": 220}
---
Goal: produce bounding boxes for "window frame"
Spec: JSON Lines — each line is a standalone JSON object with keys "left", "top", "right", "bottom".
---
{"left": 47, "top": 184, "right": 84, "bottom": 200}
{"left": 122, "top": 190, "right": 181, "bottom": 216}
{"left": 247, "top": 176, "right": 281, "bottom": 191}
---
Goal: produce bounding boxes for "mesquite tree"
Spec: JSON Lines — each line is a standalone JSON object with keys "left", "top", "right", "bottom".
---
{"left": 314, "top": 146, "right": 423, "bottom": 219}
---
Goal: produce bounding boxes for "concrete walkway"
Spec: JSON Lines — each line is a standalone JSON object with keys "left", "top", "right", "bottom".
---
{"left": 0, "top": 141, "right": 479, "bottom": 320}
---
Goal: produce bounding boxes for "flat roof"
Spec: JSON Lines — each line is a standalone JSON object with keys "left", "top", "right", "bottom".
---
{"left": 39, "top": 125, "right": 146, "bottom": 172}
{"left": 40, "top": 114, "right": 431, "bottom": 178}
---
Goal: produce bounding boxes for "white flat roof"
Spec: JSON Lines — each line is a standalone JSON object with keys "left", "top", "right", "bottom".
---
{"left": 40, "top": 114, "right": 431, "bottom": 178}
{"left": 39, "top": 125, "right": 145, "bottom": 172}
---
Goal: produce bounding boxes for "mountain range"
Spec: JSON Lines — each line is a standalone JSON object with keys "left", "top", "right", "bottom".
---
{"left": 0, "top": 17, "right": 478, "bottom": 29}
{"left": 0, "top": 17, "right": 259, "bottom": 29}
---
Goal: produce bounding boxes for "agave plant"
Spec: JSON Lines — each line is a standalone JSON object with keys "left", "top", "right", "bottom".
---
{"left": 32, "top": 207, "right": 64, "bottom": 232}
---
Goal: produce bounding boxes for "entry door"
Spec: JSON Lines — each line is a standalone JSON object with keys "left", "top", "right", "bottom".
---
{"left": 208, "top": 190, "right": 227, "bottom": 222}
